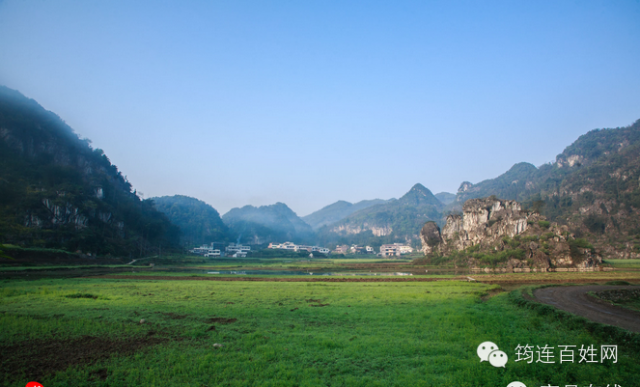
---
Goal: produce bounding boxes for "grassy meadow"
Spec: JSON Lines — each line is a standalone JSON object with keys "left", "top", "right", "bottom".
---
{"left": 604, "top": 259, "right": 640, "bottom": 269}
{"left": 2, "top": 275, "right": 639, "bottom": 386}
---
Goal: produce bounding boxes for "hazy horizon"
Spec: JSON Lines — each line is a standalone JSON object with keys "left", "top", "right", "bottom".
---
{"left": 1, "top": 1, "right": 639, "bottom": 216}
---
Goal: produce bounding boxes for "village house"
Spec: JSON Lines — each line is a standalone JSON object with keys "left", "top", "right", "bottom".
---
{"left": 268, "top": 242, "right": 330, "bottom": 255}
{"left": 379, "top": 243, "right": 414, "bottom": 257}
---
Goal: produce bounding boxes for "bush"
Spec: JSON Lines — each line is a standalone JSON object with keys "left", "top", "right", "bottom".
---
{"left": 568, "top": 238, "right": 595, "bottom": 261}
{"left": 570, "top": 238, "right": 593, "bottom": 249}
{"left": 583, "top": 215, "right": 606, "bottom": 234}
{"left": 538, "top": 220, "right": 551, "bottom": 229}
{"left": 475, "top": 248, "right": 525, "bottom": 266}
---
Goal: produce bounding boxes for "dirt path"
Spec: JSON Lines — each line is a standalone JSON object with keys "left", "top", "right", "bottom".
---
{"left": 533, "top": 285, "right": 640, "bottom": 333}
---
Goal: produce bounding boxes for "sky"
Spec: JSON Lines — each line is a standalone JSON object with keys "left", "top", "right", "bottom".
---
{"left": 1, "top": 0, "right": 639, "bottom": 217}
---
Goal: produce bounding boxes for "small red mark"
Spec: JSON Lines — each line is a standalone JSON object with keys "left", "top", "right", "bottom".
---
{"left": 26, "top": 382, "right": 44, "bottom": 387}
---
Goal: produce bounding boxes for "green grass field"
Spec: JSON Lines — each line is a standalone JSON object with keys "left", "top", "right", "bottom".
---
{"left": 2, "top": 276, "right": 638, "bottom": 386}
{"left": 604, "top": 259, "right": 640, "bottom": 269}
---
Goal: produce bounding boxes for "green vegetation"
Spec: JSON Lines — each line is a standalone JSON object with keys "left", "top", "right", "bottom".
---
{"left": 2, "top": 277, "right": 639, "bottom": 386}
{"left": 302, "top": 199, "right": 388, "bottom": 230}
{"left": 537, "top": 220, "right": 551, "bottom": 229}
{"left": 248, "top": 249, "right": 321, "bottom": 259}
{"left": 604, "top": 281, "right": 631, "bottom": 286}
{"left": 604, "top": 259, "right": 640, "bottom": 269}
{"left": 509, "top": 287, "right": 640, "bottom": 351}
{"left": 452, "top": 119, "right": 640, "bottom": 258}
{"left": 151, "top": 195, "right": 231, "bottom": 247}
{"left": 0, "top": 86, "right": 180, "bottom": 256}
{"left": 588, "top": 287, "right": 640, "bottom": 313}
{"left": 453, "top": 162, "right": 540, "bottom": 205}
{"left": 317, "top": 184, "right": 443, "bottom": 249}
{"left": 222, "top": 203, "right": 314, "bottom": 245}
{"left": 568, "top": 238, "right": 595, "bottom": 262}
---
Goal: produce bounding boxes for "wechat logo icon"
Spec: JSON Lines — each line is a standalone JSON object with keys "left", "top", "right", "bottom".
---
{"left": 477, "top": 341, "right": 508, "bottom": 368}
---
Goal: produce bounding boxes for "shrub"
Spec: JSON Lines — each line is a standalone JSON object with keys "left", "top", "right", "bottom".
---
{"left": 538, "top": 220, "right": 551, "bottom": 229}
{"left": 583, "top": 215, "right": 606, "bottom": 234}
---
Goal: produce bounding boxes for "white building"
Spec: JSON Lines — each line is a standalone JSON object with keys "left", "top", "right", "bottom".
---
{"left": 190, "top": 243, "right": 250, "bottom": 258}
{"left": 190, "top": 245, "right": 216, "bottom": 255}
{"left": 379, "top": 243, "right": 414, "bottom": 257}
{"left": 226, "top": 243, "right": 251, "bottom": 257}
{"left": 269, "top": 242, "right": 330, "bottom": 255}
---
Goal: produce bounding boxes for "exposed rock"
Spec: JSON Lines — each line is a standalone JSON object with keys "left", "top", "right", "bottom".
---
{"left": 331, "top": 224, "right": 393, "bottom": 237}
{"left": 557, "top": 154, "right": 584, "bottom": 168}
{"left": 441, "top": 197, "right": 531, "bottom": 252}
{"left": 421, "top": 197, "right": 602, "bottom": 270}
{"left": 420, "top": 222, "right": 442, "bottom": 255}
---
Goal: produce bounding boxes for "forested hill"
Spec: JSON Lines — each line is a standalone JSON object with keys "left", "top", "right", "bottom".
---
{"left": 222, "top": 202, "right": 314, "bottom": 245}
{"left": 453, "top": 162, "right": 539, "bottom": 206}
{"left": 434, "top": 192, "right": 455, "bottom": 205}
{"left": 0, "top": 86, "right": 180, "bottom": 256}
{"left": 151, "top": 195, "right": 231, "bottom": 247}
{"left": 302, "top": 199, "right": 388, "bottom": 230}
{"left": 451, "top": 119, "right": 640, "bottom": 259}
{"left": 316, "top": 184, "right": 443, "bottom": 248}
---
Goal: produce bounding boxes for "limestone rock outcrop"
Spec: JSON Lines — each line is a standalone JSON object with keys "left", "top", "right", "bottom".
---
{"left": 441, "top": 198, "right": 531, "bottom": 252}
{"left": 421, "top": 197, "right": 602, "bottom": 270}
{"left": 420, "top": 222, "right": 442, "bottom": 255}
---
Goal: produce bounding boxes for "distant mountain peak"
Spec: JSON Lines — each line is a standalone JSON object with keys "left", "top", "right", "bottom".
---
{"left": 506, "top": 162, "right": 537, "bottom": 174}
{"left": 152, "top": 195, "right": 229, "bottom": 246}
{"left": 410, "top": 183, "right": 430, "bottom": 193}
{"left": 222, "top": 201, "right": 312, "bottom": 244}
{"left": 400, "top": 183, "right": 439, "bottom": 205}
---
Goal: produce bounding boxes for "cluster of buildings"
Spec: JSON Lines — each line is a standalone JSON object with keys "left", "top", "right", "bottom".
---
{"left": 189, "top": 243, "right": 251, "bottom": 258}
{"left": 333, "top": 243, "right": 413, "bottom": 257}
{"left": 333, "top": 245, "right": 375, "bottom": 254}
{"left": 268, "top": 242, "right": 331, "bottom": 255}
{"left": 379, "top": 243, "right": 414, "bottom": 257}
{"left": 191, "top": 241, "right": 413, "bottom": 259}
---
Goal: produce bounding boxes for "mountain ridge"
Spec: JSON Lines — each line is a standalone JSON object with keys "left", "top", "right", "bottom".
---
{"left": 448, "top": 119, "right": 640, "bottom": 258}
{"left": 0, "top": 86, "right": 180, "bottom": 256}
{"left": 222, "top": 202, "right": 314, "bottom": 245}
{"left": 302, "top": 198, "right": 388, "bottom": 230}
{"left": 151, "top": 195, "right": 230, "bottom": 247}
{"left": 316, "top": 183, "right": 443, "bottom": 248}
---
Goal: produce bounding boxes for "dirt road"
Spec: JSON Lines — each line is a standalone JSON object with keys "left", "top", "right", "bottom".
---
{"left": 534, "top": 285, "right": 640, "bottom": 333}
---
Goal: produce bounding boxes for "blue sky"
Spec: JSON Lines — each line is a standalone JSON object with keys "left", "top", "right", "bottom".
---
{"left": 1, "top": 0, "right": 639, "bottom": 216}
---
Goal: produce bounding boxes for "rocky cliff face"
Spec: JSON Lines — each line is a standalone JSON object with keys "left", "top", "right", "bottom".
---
{"left": 331, "top": 224, "right": 393, "bottom": 237}
{"left": 441, "top": 198, "right": 530, "bottom": 250}
{"left": 0, "top": 86, "right": 179, "bottom": 256}
{"left": 447, "top": 120, "right": 640, "bottom": 260}
{"left": 421, "top": 197, "right": 601, "bottom": 270}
